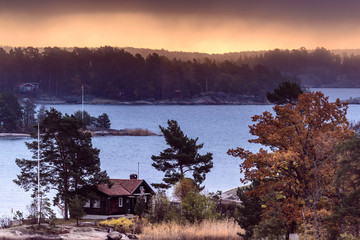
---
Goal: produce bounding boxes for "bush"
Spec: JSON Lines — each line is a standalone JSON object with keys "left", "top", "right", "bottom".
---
{"left": 100, "top": 217, "right": 134, "bottom": 233}
{"left": 0, "top": 215, "right": 11, "bottom": 228}
{"left": 147, "top": 192, "right": 179, "bottom": 223}
{"left": 134, "top": 198, "right": 146, "bottom": 219}
{"left": 181, "top": 192, "right": 219, "bottom": 224}
{"left": 13, "top": 210, "right": 24, "bottom": 221}
{"left": 340, "top": 233, "right": 360, "bottom": 240}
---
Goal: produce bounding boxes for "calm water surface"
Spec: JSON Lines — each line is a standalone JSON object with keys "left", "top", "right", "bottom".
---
{"left": 1, "top": 88, "right": 360, "bottom": 216}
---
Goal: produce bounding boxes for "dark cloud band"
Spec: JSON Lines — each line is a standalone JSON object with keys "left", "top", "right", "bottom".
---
{"left": 1, "top": 0, "right": 360, "bottom": 24}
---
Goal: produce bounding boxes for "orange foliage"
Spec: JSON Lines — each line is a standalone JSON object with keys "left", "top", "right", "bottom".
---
{"left": 228, "top": 91, "right": 353, "bottom": 234}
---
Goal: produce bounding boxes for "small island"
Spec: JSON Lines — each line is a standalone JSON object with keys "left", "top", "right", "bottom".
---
{"left": 0, "top": 95, "right": 159, "bottom": 138}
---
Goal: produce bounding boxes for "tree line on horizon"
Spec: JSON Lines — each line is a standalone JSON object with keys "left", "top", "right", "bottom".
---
{"left": 0, "top": 46, "right": 324, "bottom": 102}
{"left": 1, "top": 46, "right": 360, "bottom": 101}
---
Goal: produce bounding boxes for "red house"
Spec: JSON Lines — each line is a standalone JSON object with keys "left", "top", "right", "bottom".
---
{"left": 17, "top": 82, "right": 39, "bottom": 93}
{"left": 84, "top": 174, "right": 154, "bottom": 215}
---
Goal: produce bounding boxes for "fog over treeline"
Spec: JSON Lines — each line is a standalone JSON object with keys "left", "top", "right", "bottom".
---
{"left": 0, "top": 46, "right": 359, "bottom": 101}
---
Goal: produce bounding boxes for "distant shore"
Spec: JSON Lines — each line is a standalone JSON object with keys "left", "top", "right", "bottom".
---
{"left": 0, "top": 128, "right": 160, "bottom": 139}
{"left": 34, "top": 93, "right": 269, "bottom": 105}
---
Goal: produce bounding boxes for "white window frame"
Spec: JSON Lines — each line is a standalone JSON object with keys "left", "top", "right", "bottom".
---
{"left": 84, "top": 199, "right": 90, "bottom": 208}
{"left": 119, "top": 197, "right": 123, "bottom": 207}
{"left": 93, "top": 199, "right": 101, "bottom": 208}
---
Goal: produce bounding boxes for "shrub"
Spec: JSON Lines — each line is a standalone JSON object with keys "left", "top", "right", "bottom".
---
{"left": 181, "top": 192, "right": 219, "bottom": 224}
{"left": 125, "top": 128, "right": 155, "bottom": 136}
{"left": 100, "top": 217, "right": 133, "bottom": 233}
{"left": 147, "top": 192, "right": 179, "bottom": 223}
{"left": 13, "top": 210, "right": 24, "bottom": 221}
{"left": 0, "top": 215, "right": 11, "bottom": 228}
{"left": 340, "top": 233, "right": 360, "bottom": 240}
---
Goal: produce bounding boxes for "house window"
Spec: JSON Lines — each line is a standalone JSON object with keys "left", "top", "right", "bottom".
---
{"left": 119, "top": 197, "right": 123, "bottom": 207}
{"left": 93, "top": 199, "right": 100, "bottom": 208}
{"left": 84, "top": 199, "right": 90, "bottom": 208}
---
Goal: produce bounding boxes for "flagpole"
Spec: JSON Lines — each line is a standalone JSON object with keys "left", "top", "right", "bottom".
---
{"left": 37, "top": 123, "right": 40, "bottom": 225}
{"left": 81, "top": 85, "right": 84, "bottom": 121}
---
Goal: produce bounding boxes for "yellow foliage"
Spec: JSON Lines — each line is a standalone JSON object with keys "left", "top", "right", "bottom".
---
{"left": 99, "top": 217, "right": 133, "bottom": 233}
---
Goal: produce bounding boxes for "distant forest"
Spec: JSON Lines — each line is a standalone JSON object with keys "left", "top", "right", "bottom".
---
{"left": 0, "top": 46, "right": 359, "bottom": 101}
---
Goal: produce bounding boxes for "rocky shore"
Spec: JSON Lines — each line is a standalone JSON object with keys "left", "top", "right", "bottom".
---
{"left": 0, "top": 223, "right": 136, "bottom": 240}
{"left": 89, "top": 128, "right": 160, "bottom": 137}
{"left": 343, "top": 97, "right": 360, "bottom": 104}
{"left": 0, "top": 129, "right": 160, "bottom": 139}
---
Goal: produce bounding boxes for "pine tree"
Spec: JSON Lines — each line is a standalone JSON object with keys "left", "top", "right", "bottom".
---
{"left": 96, "top": 113, "right": 111, "bottom": 129}
{"left": 69, "top": 195, "right": 86, "bottom": 226}
{"left": 235, "top": 183, "right": 262, "bottom": 240}
{"left": 151, "top": 120, "right": 213, "bottom": 189}
{"left": 266, "top": 81, "right": 303, "bottom": 105}
{"left": 330, "top": 137, "right": 360, "bottom": 238}
{"left": 14, "top": 108, "right": 109, "bottom": 220}
{"left": 0, "top": 91, "right": 23, "bottom": 132}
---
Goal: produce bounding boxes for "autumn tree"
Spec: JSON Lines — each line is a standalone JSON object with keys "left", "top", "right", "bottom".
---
{"left": 228, "top": 92, "right": 353, "bottom": 239}
{"left": 151, "top": 120, "right": 213, "bottom": 189}
{"left": 14, "top": 108, "right": 109, "bottom": 220}
{"left": 173, "top": 178, "right": 199, "bottom": 201}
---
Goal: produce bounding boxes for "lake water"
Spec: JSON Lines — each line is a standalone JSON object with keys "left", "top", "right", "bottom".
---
{"left": 1, "top": 88, "right": 360, "bottom": 217}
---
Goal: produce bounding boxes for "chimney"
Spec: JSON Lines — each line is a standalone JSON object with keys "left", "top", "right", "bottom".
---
{"left": 130, "top": 174, "right": 138, "bottom": 179}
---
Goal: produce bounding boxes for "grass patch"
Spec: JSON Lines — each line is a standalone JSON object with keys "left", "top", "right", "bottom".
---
{"left": 125, "top": 128, "right": 156, "bottom": 136}
{"left": 139, "top": 219, "right": 243, "bottom": 240}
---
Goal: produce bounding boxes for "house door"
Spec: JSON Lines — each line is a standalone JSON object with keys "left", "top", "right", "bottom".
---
{"left": 125, "top": 198, "right": 135, "bottom": 214}
{"left": 110, "top": 198, "right": 119, "bottom": 214}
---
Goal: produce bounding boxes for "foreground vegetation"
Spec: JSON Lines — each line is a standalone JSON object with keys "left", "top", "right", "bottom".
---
{"left": 140, "top": 219, "right": 242, "bottom": 240}
{"left": 5, "top": 81, "right": 360, "bottom": 239}
{"left": 229, "top": 87, "right": 360, "bottom": 239}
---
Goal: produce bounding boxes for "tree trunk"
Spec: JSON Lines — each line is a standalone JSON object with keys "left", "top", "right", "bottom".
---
{"left": 285, "top": 230, "right": 290, "bottom": 240}
{"left": 313, "top": 156, "right": 321, "bottom": 238}
{"left": 64, "top": 201, "right": 69, "bottom": 220}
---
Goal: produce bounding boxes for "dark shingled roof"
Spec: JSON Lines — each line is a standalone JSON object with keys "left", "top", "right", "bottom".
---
{"left": 97, "top": 179, "right": 143, "bottom": 196}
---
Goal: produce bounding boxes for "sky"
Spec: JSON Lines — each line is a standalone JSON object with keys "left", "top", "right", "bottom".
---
{"left": 1, "top": 0, "right": 360, "bottom": 53}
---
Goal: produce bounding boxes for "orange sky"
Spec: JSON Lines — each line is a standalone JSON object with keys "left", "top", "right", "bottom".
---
{"left": 1, "top": 1, "right": 360, "bottom": 53}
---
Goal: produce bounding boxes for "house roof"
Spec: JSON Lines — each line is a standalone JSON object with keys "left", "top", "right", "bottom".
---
{"left": 220, "top": 188, "right": 242, "bottom": 205}
{"left": 97, "top": 179, "right": 144, "bottom": 196}
{"left": 17, "top": 82, "right": 39, "bottom": 87}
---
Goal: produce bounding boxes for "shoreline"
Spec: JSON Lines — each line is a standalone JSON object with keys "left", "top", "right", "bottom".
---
{"left": 34, "top": 98, "right": 270, "bottom": 106}
{"left": 0, "top": 128, "right": 160, "bottom": 139}
{"left": 34, "top": 93, "right": 270, "bottom": 105}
